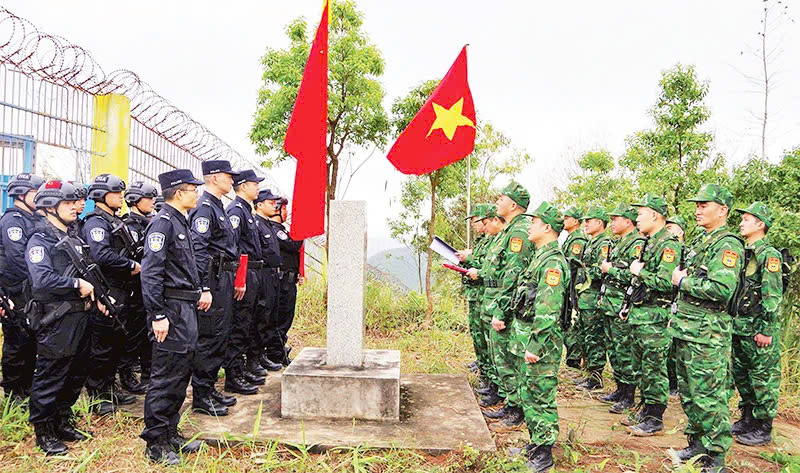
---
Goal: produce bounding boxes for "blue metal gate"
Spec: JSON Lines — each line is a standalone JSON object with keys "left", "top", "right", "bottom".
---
{"left": 0, "top": 133, "right": 35, "bottom": 212}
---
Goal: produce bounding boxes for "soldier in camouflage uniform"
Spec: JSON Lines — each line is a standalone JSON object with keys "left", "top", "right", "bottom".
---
{"left": 729, "top": 202, "right": 783, "bottom": 446}
{"left": 665, "top": 215, "right": 688, "bottom": 396}
{"left": 598, "top": 203, "right": 645, "bottom": 412}
{"left": 670, "top": 184, "right": 744, "bottom": 472}
{"left": 506, "top": 202, "right": 569, "bottom": 473}
{"left": 576, "top": 207, "right": 613, "bottom": 390}
{"left": 561, "top": 207, "right": 589, "bottom": 370}
{"left": 624, "top": 195, "right": 681, "bottom": 435}
{"left": 467, "top": 182, "right": 533, "bottom": 430}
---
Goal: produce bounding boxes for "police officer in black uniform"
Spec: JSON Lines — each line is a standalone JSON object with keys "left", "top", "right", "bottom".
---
{"left": 190, "top": 160, "right": 242, "bottom": 415}
{"left": 117, "top": 181, "right": 159, "bottom": 394}
{"left": 223, "top": 170, "right": 267, "bottom": 392}
{"left": 67, "top": 184, "right": 87, "bottom": 238}
{"left": 0, "top": 173, "right": 44, "bottom": 402}
{"left": 154, "top": 195, "right": 164, "bottom": 213}
{"left": 251, "top": 189, "right": 283, "bottom": 372}
{"left": 140, "top": 169, "right": 204, "bottom": 465}
{"left": 26, "top": 180, "right": 108, "bottom": 455}
{"left": 266, "top": 197, "right": 303, "bottom": 367}
{"left": 82, "top": 174, "right": 139, "bottom": 414}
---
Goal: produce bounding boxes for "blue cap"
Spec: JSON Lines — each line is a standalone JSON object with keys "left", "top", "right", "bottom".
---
{"left": 158, "top": 169, "right": 203, "bottom": 191}
{"left": 201, "top": 160, "right": 241, "bottom": 177}
{"left": 254, "top": 188, "right": 281, "bottom": 204}
{"left": 233, "top": 169, "right": 265, "bottom": 186}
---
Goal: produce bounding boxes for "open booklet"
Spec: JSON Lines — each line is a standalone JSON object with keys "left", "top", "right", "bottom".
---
{"left": 429, "top": 236, "right": 460, "bottom": 265}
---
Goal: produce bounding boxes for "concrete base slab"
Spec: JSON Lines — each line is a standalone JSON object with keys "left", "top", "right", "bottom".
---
{"left": 281, "top": 347, "right": 400, "bottom": 421}
{"left": 123, "top": 373, "right": 495, "bottom": 453}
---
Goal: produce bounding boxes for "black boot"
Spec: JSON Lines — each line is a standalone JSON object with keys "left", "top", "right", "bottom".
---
{"left": 479, "top": 386, "right": 503, "bottom": 408}
{"left": 246, "top": 357, "right": 267, "bottom": 377}
{"left": 609, "top": 384, "right": 636, "bottom": 414}
{"left": 676, "top": 436, "right": 706, "bottom": 462}
{"left": 526, "top": 444, "right": 554, "bottom": 473}
{"left": 565, "top": 359, "right": 582, "bottom": 370}
{"left": 110, "top": 386, "right": 137, "bottom": 405}
{"left": 192, "top": 393, "right": 230, "bottom": 416}
{"left": 600, "top": 384, "right": 623, "bottom": 403}
{"left": 34, "top": 422, "right": 69, "bottom": 456}
{"left": 259, "top": 353, "right": 283, "bottom": 372}
{"left": 168, "top": 426, "right": 203, "bottom": 453}
{"left": 627, "top": 403, "right": 665, "bottom": 436}
{"left": 489, "top": 406, "right": 524, "bottom": 432}
{"left": 698, "top": 453, "right": 727, "bottom": 473}
{"left": 483, "top": 404, "right": 512, "bottom": 419}
{"left": 735, "top": 418, "right": 772, "bottom": 446}
{"left": 119, "top": 368, "right": 146, "bottom": 395}
{"left": 146, "top": 436, "right": 181, "bottom": 465}
{"left": 224, "top": 367, "right": 259, "bottom": 395}
{"left": 467, "top": 360, "right": 479, "bottom": 373}
{"left": 90, "top": 393, "right": 118, "bottom": 416}
{"left": 508, "top": 443, "right": 535, "bottom": 456}
{"left": 577, "top": 371, "right": 602, "bottom": 390}
{"left": 730, "top": 405, "right": 754, "bottom": 436}
{"left": 475, "top": 378, "right": 494, "bottom": 396}
{"left": 54, "top": 415, "right": 92, "bottom": 442}
{"left": 210, "top": 388, "right": 237, "bottom": 407}
{"left": 243, "top": 369, "right": 266, "bottom": 386}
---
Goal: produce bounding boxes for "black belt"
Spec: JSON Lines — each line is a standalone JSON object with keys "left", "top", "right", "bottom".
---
{"left": 484, "top": 279, "right": 500, "bottom": 288}
{"left": 680, "top": 294, "right": 725, "bottom": 312}
{"left": 164, "top": 288, "right": 202, "bottom": 302}
{"left": 248, "top": 260, "right": 265, "bottom": 270}
{"left": 220, "top": 261, "right": 238, "bottom": 272}
{"left": 42, "top": 299, "right": 91, "bottom": 314}
{"left": 278, "top": 268, "right": 298, "bottom": 281}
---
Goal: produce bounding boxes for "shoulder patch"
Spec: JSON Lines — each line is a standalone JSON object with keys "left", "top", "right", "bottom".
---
{"left": 571, "top": 243, "right": 582, "bottom": 255}
{"left": 601, "top": 245, "right": 610, "bottom": 259}
{"left": 722, "top": 250, "right": 739, "bottom": 268}
{"left": 634, "top": 245, "right": 643, "bottom": 258}
{"left": 90, "top": 227, "right": 106, "bottom": 242}
{"left": 545, "top": 268, "right": 562, "bottom": 286}
{"left": 767, "top": 257, "right": 780, "bottom": 273}
{"left": 194, "top": 217, "right": 210, "bottom": 234}
{"left": 277, "top": 230, "right": 288, "bottom": 240}
{"left": 230, "top": 215, "right": 240, "bottom": 230}
{"left": 662, "top": 247, "right": 675, "bottom": 263}
{"left": 509, "top": 237, "right": 523, "bottom": 253}
{"left": 28, "top": 246, "right": 44, "bottom": 263}
{"left": 148, "top": 232, "right": 166, "bottom": 252}
{"left": 6, "top": 226, "right": 23, "bottom": 242}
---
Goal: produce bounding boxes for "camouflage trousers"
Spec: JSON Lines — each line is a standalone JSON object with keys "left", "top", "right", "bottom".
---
{"left": 675, "top": 337, "right": 732, "bottom": 455}
{"left": 579, "top": 308, "right": 607, "bottom": 373}
{"left": 518, "top": 360, "right": 560, "bottom": 446}
{"left": 667, "top": 339, "right": 678, "bottom": 391}
{"left": 564, "top": 309, "right": 584, "bottom": 367}
{"left": 731, "top": 333, "right": 781, "bottom": 420}
{"left": 602, "top": 313, "right": 637, "bottom": 385}
{"left": 468, "top": 301, "right": 492, "bottom": 377}
{"left": 631, "top": 319, "right": 670, "bottom": 405}
{"left": 488, "top": 323, "right": 519, "bottom": 406}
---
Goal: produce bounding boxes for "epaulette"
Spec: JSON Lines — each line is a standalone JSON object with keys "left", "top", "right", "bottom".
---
{"left": 235, "top": 202, "right": 243, "bottom": 208}
{"left": 202, "top": 201, "right": 211, "bottom": 206}
{"left": 159, "top": 214, "right": 171, "bottom": 220}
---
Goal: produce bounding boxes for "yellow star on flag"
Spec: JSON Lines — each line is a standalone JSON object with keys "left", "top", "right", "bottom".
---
{"left": 426, "top": 97, "right": 475, "bottom": 140}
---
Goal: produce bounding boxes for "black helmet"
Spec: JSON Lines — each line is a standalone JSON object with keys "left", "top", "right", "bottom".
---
{"left": 88, "top": 173, "right": 126, "bottom": 201}
{"left": 125, "top": 181, "right": 159, "bottom": 205}
{"left": 34, "top": 180, "right": 81, "bottom": 209}
{"left": 8, "top": 173, "right": 45, "bottom": 197}
{"left": 276, "top": 197, "right": 288, "bottom": 211}
{"left": 154, "top": 195, "right": 164, "bottom": 213}
{"left": 68, "top": 182, "right": 88, "bottom": 199}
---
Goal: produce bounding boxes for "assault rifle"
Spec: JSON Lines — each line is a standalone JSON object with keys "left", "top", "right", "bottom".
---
{"left": 111, "top": 220, "right": 143, "bottom": 261}
{"left": 618, "top": 236, "right": 650, "bottom": 320}
{"left": 0, "top": 287, "right": 16, "bottom": 320}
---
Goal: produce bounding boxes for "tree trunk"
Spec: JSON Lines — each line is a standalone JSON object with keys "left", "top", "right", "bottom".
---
{"left": 424, "top": 172, "right": 438, "bottom": 325}
{"left": 325, "top": 149, "right": 339, "bottom": 257}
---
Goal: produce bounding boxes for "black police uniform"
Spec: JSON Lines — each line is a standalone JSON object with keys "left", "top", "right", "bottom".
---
{"left": 140, "top": 202, "right": 201, "bottom": 446}
{"left": 118, "top": 210, "right": 152, "bottom": 390}
{"left": 82, "top": 207, "right": 138, "bottom": 400}
{"left": 224, "top": 195, "right": 264, "bottom": 387}
{"left": 189, "top": 192, "right": 238, "bottom": 399}
{"left": 252, "top": 211, "right": 282, "bottom": 369}
{"left": 266, "top": 219, "right": 303, "bottom": 364}
{"left": 26, "top": 220, "right": 92, "bottom": 429}
{"left": 0, "top": 204, "right": 43, "bottom": 398}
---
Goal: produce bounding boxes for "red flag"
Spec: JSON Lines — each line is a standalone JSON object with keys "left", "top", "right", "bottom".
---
{"left": 298, "top": 242, "right": 305, "bottom": 278}
{"left": 387, "top": 46, "right": 476, "bottom": 175}
{"left": 284, "top": 1, "right": 328, "bottom": 240}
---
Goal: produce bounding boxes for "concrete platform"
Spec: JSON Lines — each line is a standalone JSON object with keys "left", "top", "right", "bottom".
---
{"left": 281, "top": 347, "right": 400, "bottom": 421}
{"left": 122, "top": 373, "right": 495, "bottom": 453}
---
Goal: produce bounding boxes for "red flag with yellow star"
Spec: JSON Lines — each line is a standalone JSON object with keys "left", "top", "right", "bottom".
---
{"left": 387, "top": 46, "right": 476, "bottom": 175}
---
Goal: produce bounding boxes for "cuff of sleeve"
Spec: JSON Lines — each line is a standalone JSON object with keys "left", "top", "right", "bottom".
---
{"left": 153, "top": 313, "right": 167, "bottom": 321}
{"left": 73, "top": 278, "right": 80, "bottom": 289}
{"left": 202, "top": 287, "right": 211, "bottom": 292}
{"left": 130, "top": 260, "right": 136, "bottom": 270}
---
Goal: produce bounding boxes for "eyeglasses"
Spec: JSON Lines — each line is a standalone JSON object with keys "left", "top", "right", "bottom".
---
{"left": 179, "top": 188, "right": 198, "bottom": 194}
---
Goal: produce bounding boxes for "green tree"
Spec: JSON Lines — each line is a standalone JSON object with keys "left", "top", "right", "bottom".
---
{"left": 553, "top": 149, "right": 635, "bottom": 210}
{"left": 249, "top": 0, "right": 390, "bottom": 237}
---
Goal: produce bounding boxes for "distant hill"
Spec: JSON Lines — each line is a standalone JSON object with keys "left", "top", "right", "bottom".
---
{"left": 367, "top": 247, "right": 427, "bottom": 293}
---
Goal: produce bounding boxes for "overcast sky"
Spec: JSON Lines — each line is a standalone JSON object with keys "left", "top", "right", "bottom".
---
{"left": 7, "top": 0, "right": 800, "bottom": 243}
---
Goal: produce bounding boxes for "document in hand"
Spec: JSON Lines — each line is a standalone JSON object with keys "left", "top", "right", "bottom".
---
{"left": 429, "top": 236, "right": 460, "bottom": 265}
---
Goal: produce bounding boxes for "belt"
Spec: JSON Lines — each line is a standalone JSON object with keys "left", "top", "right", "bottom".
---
{"left": 680, "top": 294, "right": 725, "bottom": 312}
{"left": 247, "top": 260, "right": 265, "bottom": 270}
{"left": 484, "top": 279, "right": 500, "bottom": 288}
{"left": 278, "top": 268, "right": 298, "bottom": 281}
{"left": 42, "top": 299, "right": 91, "bottom": 314}
{"left": 220, "top": 261, "right": 238, "bottom": 272}
{"left": 164, "top": 288, "right": 202, "bottom": 302}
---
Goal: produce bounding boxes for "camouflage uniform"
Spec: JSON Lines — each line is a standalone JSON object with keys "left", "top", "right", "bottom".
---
{"left": 599, "top": 204, "right": 645, "bottom": 387}
{"left": 480, "top": 183, "right": 533, "bottom": 407}
{"left": 666, "top": 215, "right": 688, "bottom": 393}
{"left": 512, "top": 202, "right": 569, "bottom": 447}
{"left": 671, "top": 184, "right": 744, "bottom": 457}
{"left": 731, "top": 203, "right": 782, "bottom": 422}
{"left": 463, "top": 204, "right": 492, "bottom": 378}
{"left": 561, "top": 207, "right": 589, "bottom": 368}
{"left": 578, "top": 208, "right": 613, "bottom": 376}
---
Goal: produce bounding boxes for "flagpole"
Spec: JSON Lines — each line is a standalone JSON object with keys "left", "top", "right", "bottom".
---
{"left": 466, "top": 153, "right": 471, "bottom": 249}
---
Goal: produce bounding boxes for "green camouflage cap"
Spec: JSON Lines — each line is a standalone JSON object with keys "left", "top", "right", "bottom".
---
{"left": 500, "top": 180, "right": 530, "bottom": 210}
{"left": 479, "top": 205, "right": 498, "bottom": 220}
{"left": 666, "top": 215, "right": 687, "bottom": 233}
{"left": 687, "top": 183, "right": 733, "bottom": 208}
{"left": 524, "top": 201, "right": 564, "bottom": 233}
{"left": 632, "top": 193, "right": 668, "bottom": 216}
{"left": 735, "top": 201, "right": 773, "bottom": 229}
{"left": 563, "top": 206, "right": 583, "bottom": 220}
{"left": 608, "top": 202, "right": 638, "bottom": 222}
{"left": 466, "top": 203, "right": 488, "bottom": 220}
{"left": 581, "top": 206, "right": 609, "bottom": 223}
